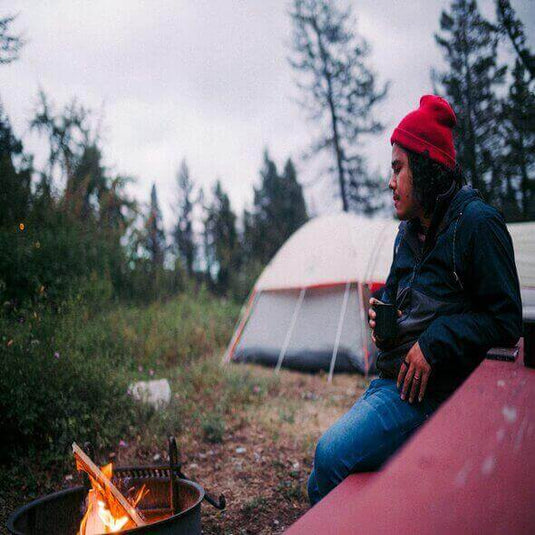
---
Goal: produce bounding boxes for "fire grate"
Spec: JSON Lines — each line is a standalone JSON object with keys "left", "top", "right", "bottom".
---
{"left": 7, "top": 437, "right": 226, "bottom": 535}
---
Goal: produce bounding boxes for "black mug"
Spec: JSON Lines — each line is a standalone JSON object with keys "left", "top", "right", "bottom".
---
{"left": 373, "top": 302, "right": 398, "bottom": 341}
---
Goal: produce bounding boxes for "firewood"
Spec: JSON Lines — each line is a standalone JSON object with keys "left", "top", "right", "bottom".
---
{"left": 72, "top": 442, "right": 146, "bottom": 527}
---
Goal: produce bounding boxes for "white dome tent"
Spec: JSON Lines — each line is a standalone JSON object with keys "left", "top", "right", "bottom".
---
{"left": 223, "top": 213, "right": 399, "bottom": 381}
{"left": 223, "top": 215, "right": 535, "bottom": 381}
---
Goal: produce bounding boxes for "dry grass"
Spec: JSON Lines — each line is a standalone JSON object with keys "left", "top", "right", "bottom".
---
{"left": 120, "top": 361, "right": 370, "bottom": 535}
{"left": 1, "top": 309, "right": 370, "bottom": 535}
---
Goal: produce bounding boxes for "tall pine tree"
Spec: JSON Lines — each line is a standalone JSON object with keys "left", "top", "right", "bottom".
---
{"left": 0, "top": 107, "right": 31, "bottom": 227}
{"left": 433, "top": 0, "right": 507, "bottom": 201}
{"left": 496, "top": 0, "right": 535, "bottom": 82}
{"left": 502, "top": 59, "right": 535, "bottom": 221}
{"left": 172, "top": 159, "right": 196, "bottom": 277}
{"left": 145, "top": 183, "right": 165, "bottom": 268}
{"left": 288, "top": 0, "right": 388, "bottom": 213}
{"left": 204, "top": 180, "right": 239, "bottom": 294}
{"left": 247, "top": 151, "right": 308, "bottom": 265}
{"left": 0, "top": 15, "right": 24, "bottom": 64}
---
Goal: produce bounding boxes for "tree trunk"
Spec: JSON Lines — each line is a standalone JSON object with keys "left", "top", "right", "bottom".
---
{"left": 311, "top": 17, "right": 348, "bottom": 212}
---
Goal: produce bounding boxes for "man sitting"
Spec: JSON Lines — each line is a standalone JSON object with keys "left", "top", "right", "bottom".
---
{"left": 307, "top": 95, "right": 522, "bottom": 505}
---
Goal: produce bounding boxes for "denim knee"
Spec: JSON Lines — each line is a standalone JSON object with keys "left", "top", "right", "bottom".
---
{"left": 313, "top": 433, "right": 333, "bottom": 479}
{"left": 307, "top": 469, "right": 320, "bottom": 505}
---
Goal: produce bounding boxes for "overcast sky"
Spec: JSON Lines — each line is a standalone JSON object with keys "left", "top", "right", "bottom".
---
{"left": 2, "top": 0, "right": 534, "bottom": 227}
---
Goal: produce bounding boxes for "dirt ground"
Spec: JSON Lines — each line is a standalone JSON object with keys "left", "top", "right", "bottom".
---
{"left": 190, "top": 367, "right": 368, "bottom": 534}
{"left": 1, "top": 365, "right": 368, "bottom": 534}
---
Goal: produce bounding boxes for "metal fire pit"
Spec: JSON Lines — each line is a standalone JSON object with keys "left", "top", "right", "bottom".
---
{"left": 7, "top": 437, "right": 225, "bottom": 535}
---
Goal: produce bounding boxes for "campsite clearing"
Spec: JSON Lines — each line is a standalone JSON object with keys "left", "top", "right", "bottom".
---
{"left": 185, "top": 364, "right": 368, "bottom": 534}
{"left": 0, "top": 355, "right": 368, "bottom": 535}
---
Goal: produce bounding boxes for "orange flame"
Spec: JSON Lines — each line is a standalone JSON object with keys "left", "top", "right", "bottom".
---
{"left": 78, "top": 463, "right": 147, "bottom": 535}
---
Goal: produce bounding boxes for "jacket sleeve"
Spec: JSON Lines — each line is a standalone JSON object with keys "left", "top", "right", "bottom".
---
{"left": 418, "top": 209, "right": 522, "bottom": 370}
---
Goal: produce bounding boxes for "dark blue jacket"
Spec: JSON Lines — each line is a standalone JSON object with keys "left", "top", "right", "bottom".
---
{"left": 376, "top": 185, "right": 522, "bottom": 400}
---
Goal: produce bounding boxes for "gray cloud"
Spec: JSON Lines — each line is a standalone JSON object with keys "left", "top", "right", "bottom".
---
{"left": 2, "top": 0, "right": 534, "bottom": 226}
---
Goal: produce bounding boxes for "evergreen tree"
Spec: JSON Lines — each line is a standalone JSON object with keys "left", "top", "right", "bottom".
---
{"left": 172, "top": 159, "right": 196, "bottom": 276}
{"left": 288, "top": 0, "right": 388, "bottom": 213}
{"left": 204, "top": 180, "right": 239, "bottom": 294}
{"left": 248, "top": 151, "right": 308, "bottom": 265}
{"left": 145, "top": 183, "right": 165, "bottom": 268}
{"left": 70, "top": 143, "right": 107, "bottom": 221}
{"left": 281, "top": 159, "right": 308, "bottom": 232}
{"left": 496, "top": 0, "right": 535, "bottom": 81}
{"left": 241, "top": 207, "right": 256, "bottom": 266}
{"left": 30, "top": 91, "right": 92, "bottom": 205}
{"left": 0, "top": 15, "right": 24, "bottom": 64}
{"left": 433, "top": 0, "right": 507, "bottom": 201}
{"left": 0, "top": 107, "right": 31, "bottom": 227}
{"left": 502, "top": 60, "right": 535, "bottom": 221}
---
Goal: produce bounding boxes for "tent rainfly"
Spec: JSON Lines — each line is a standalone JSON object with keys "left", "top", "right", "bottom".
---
{"left": 224, "top": 214, "right": 535, "bottom": 381}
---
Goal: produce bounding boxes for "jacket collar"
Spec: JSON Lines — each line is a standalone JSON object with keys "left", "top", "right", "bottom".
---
{"left": 401, "top": 185, "right": 481, "bottom": 255}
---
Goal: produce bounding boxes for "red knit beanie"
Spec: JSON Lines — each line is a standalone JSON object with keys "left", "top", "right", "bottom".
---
{"left": 390, "top": 95, "right": 457, "bottom": 169}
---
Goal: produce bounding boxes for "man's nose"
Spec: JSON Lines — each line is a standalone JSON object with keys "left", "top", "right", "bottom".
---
{"left": 388, "top": 175, "right": 396, "bottom": 190}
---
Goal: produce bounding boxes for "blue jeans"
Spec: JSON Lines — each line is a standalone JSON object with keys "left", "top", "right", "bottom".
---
{"left": 307, "top": 378, "right": 440, "bottom": 505}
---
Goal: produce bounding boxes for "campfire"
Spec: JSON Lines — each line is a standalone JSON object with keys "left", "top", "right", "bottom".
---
{"left": 73, "top": 444, "right": 148, "bottom": 533}
{"left": 7, "top": 437, "right": 226, "bottom": 535}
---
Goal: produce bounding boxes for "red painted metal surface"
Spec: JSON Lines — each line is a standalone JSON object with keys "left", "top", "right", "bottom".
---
{"left": 287, "top": 344, "right": 535, "bottom": 534}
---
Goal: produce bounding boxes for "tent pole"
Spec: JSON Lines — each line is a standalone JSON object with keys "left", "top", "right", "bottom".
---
{"left": 275, "top": 288, "right": 306, "bottom": 373}
{"left": 222, "top": 289, "right": 258, "bottom": 364}
{"left": 328, "top": 281, "right": 351, "bottom": 383}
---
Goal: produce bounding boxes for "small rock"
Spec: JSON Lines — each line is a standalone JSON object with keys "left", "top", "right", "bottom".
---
{"left": 235, "top": 447, "right": 246, "bottom": 454}
{"left": 273, "top": 519, "right": 280, "bottom": 525}
{"left": 128, "top": 379, "right": 172, "bottom": 409}
{"left": 153, "top": 453, "right": 161, "bottom": 461}
{"left": 292, "top": 461, "right": 300, "bottom": 469}
{"left": 65, "top": 474, "right": 73, "bottom": 481}
{"left": 190, "top": 463, "right": 198, "bottom": 469}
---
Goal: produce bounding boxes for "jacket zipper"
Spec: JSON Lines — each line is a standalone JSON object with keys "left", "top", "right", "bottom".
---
{"left": 406, "top": 211, "right": 465, "bottom": 293}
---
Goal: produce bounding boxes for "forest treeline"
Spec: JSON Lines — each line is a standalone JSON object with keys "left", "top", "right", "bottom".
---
{"left": 1, "top": 88, "right": 309, "bottom": 309}
{"left": 1, "top": 0, "right": 534, "bottom": 314}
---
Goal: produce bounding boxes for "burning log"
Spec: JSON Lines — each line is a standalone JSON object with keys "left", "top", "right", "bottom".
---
{"left": 72, "top": 443, "right": 147, "bottom": 533}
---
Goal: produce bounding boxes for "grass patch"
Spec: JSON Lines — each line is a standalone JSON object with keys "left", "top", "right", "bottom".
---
{"left": 0, "top": 288, "right": 240, "bottom": 465}
{"left": 201, "top": 414, "right": 226, "bottom": 444}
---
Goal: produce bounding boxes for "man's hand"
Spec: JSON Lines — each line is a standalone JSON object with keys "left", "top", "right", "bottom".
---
{"left": 368, "top": 297, "right": 401, "bottom": 345}
{"left": 397, "top": 341, "right": 431, "bottom": 403}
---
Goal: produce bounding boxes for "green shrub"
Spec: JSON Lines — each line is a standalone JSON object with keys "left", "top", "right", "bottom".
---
{"left": 0, "top": 309, "right": 134, "bottom": 463}
{"left": 0, "top": 285, "right": 240, "bottom": 464}
{"left": 201, "top": 413, "right": 226, "bottom": 444}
